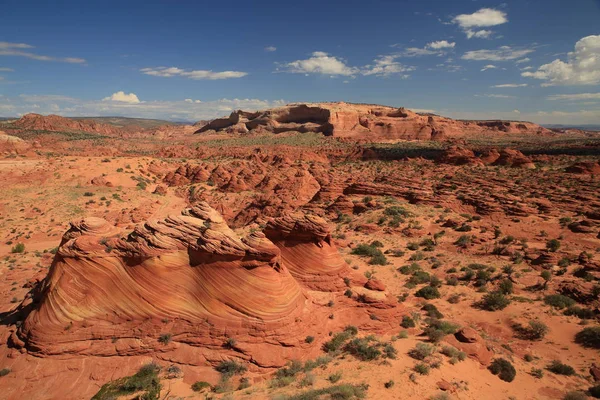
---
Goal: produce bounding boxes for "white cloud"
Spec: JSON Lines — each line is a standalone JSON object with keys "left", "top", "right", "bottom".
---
{"left": 265, "top": 46, "right": 277, "bottom": 52}
{"left": 515, "top": 58, "right": 530, "bottom": 64}
{"left": 491, "top": 83, "right": 528, "bottom": 88}
{"left": 547, "top": 93, "right": 600, "bottom": 101}
{"left": 0, "top": 41, "right": 86, "bottom": 63}
{"left": 0, "top": 67, "right": 14, "bottom": 72}
{"left": 521, "top": 66, "right": 533, "bottom": 71}
{"left": 453, "top": 8, "right": 508, "bottom": 28}
{"left": 466, "top": 29, "right": 493, "bottom": 39}
{"left": 141, "top": 66, "right": 248, "bottom": 80}
{"left": 426, "top": 40, "right": 455, "bottom": 50}
{"left": 277, "top": 51, "right": 358, "bottom": 76}
{"left": 452, "top": 8, "right": 507, "bottom": 38}
{"left": 362, "top": 55, "right": 415, "bottom": 77}
{"left": 481, "top": 64, "right": 497, "bottom": 71}
{"left": 521, "top": 35, "right": 600, "bottom": 86}
{"left": 3, "top": 94, "right": 286, "bottom": 121}
{"left": 462, "top": 46, "right": 534, "bottom": 61}
{"left": 184, "top": 99, "right": 202, "bottom": 103}
{"left": 102, "top": 91, "right": 141, "bottom": 104}
{"left": 513, "top": 109, "right": 521, "bottom": 114}
{"left": 476, "top": 94, "right": 515, "bottom": 98}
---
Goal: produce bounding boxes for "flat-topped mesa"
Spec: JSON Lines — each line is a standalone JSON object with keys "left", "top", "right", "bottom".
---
{"left": 16, "top": 202, "right": 311, "bottom": 357}
{"left": 264, "top": 213, "right": 351, "bottom": 291}
{"left": 194, "top": 102, "right": 552, "bottom": 141}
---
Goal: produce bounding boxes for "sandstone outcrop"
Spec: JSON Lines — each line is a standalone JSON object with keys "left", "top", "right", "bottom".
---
{"left": 0, "top": 132, "right": 30, "bottom": 154}
{"left": 194, "top": 102, "right": 552, "bottom": 141}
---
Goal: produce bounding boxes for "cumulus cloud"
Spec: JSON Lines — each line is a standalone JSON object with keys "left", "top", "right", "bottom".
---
{"left": 462, "top": 46, "right": 534, "bottom": 61}
{"left": 426, "top": 40, "right": 455, "bottom": 50}
{"left": 276, "top": 51, "right": 358, "bottom": 76}
{"left": 452, "top": 8, "right": 507, "bottom": 38}
{"left": 481, "top": 64, "right": 497, "bottom": 71}
{"left": 102, "top": 91, "right": 141, "bottom": 104}
{"left": 3, "top": 94, "right": 286, "bottom": 121}
{"left": 521, "top": 35, "right": 600, "bottom": 86}
{"left": 466, "top": 30, "right": 493, "bottom": 39}
{"left": 491, "top": 83, "right": 528, "bottom": 88}
{"left": 547, "top": 93, "right": 600, "bottom": 101}
{"left": 362, "top": 55, "right": 415, "bottom": 77}
{"left": 0, "top": 41, "right": 86, "bottom": 63}
{"left": 141, "top": 66, "right": 248, "bottom": 80}
{"left": 264, "top": 46, "right": 277, "bottom": 52}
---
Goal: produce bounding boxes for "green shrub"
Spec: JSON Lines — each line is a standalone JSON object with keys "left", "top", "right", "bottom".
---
{"left": 276, "top": 360, "right": 303, "bottom": 379}
{"left": 415, "top": 286, "right": 441, "bottom": 300}
{"left": 285, "top": 384, "right": 367, "bottom": 400}
{"left": 589, "top": 384, "right": 600, "bottom": 398}
{"left": 547, "top": 360, "right": 575, "bottom": 376}
{"left": 401, "top": 316, "right": 416, "bottom": 328}
{"left": 343, "top": 337, "right": 381, "bottom": 361}
{"left": 488, "top": 358, "right": 516, "bottom": 382}
{"left": 92, "top": 363, "right": 161, "bottom": 400}
{"left": 544, "top": 294, "right": 576, "bottom": 309}
{"left": 215, "top": 360, "right": 247, "bottom": 376}
{"left": 328, "top": 372, "right": 342, "bottom": 383}
{"left": 440, "top": 346, "right": 466, "bottom": 361}
{"left": 0, "top": 368, "right": 10, "bottom": 377}
{"left": 158, "top": 333, "right": 172, "bottom": 344}
{"left": 563, "top": 392, "right": 588, "bottom": 400}
{"left": 414, "top": 363, "right": 430, "bottom": 375}
{"left": 574, "top": 326, "right": 600, "bottom": 349}
{"left": 408, "top": 343, "right": 434, "bottom": 360}
{"left": 454, "top": 235, "right": 472, "bottom": 247}
{"left": 498, "top": 279, "right": 514, "bottom": 295}
{"left": 530, "top": 368, "right": 544, "bottom": 379}
{"left": 384, "top": 380, "right": 395, "bottom": 388}
{"left": 305, "top": 336, "right": 315, "bottom": 344}
{"left": 546, "top": 239, "right": 561, "bottom": 252}
{"left": 10, "top": 243, "right": 25, "bottom": 253}
{"left": 422, "top": 304, "right": 444, "bottom": 319}
{"left": 191, "top": 381, "right": 212, "bottom": 392}
{"left": 479, "top": 291, "right": 511, "bottom": 311}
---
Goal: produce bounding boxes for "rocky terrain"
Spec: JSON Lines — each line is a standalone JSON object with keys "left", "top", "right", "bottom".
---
{"left": 0, "top": 103, "right": 599, "bottom": 400}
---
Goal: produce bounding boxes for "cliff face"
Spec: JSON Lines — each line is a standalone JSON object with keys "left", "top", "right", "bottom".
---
{"left": 14, "top": 113, "right": 125, "bottom": 136}
{"left": 195, "top": 102, "right": 552, "bottom": 141}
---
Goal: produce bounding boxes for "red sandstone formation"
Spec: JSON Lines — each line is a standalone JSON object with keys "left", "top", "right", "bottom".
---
{"left": 0, "top": 132, "right": 30, "bottom": 154}
{"left": 12, "top": 203, "right": 398, "bottom": 368}
{"left": 195, "top": 102, "right": 552, "bottom": 141}
{"left": 264, "top": 213, "right": 352, "bottom": 291}
{"left": 13, "top": 113, "right": 126, "bottom": 136}
{"left": 566, "top": 161, "right": 600, "bottom": 174}
{"left": 438, "top": 146, "right": 483, "bottom": 166}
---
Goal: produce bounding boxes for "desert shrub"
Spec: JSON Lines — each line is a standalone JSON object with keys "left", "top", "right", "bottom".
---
{"left": 92, "top": 363, "right": 161, "bottom": 400}
{"left": 454, "top": 235, "right": 472, "bottom": 248}
{"left": 563, "top": 392, "right": 588, "bottom": 400}
{"left": 589, "top": 384, "right": 600, "bottom": 398}
{"left": 414, "top": 363, "right": 430, "bottom": 375}
{"left": 276, "top": 360, "right": 303, "bottom": 379}
{"left": 238, "top": 377, "right": 251, "bottom": 390}
{"left": 384, "top": 380, "right": 395, "bottom": 388}
{"left": 305, "top": 336, "right": 315, "bottom": 344}
{"left": 544, "top": 294, "right": 576, "bottom": 309}
{"left": 328, "top": 372, "right": 342, "bottom": 383}
{"left": 215, "top": 360, "right": 247, "bottom": 376}
{"left": 158, "top": 333, "right": 172, "bottom": 344}
{"left": 488, "top": 358, "right": 516, "bottom": 382}
{"left": 0, "top": 368, "right": 10, "bottom": 377}
{"left": 285, "top": 384, "right": 367, "bottom": 400}
{"left": 303, "top": 356, "right": 332, "bottom": 371}
{"left": 224, "top": 337, "right": 236, "bottom": 349}
{"left": 530, "top": 368, "right": 544, "bottom": 379}
{"left": 191, "top": 381, "right": 212, "bottom": 392}
{"left": 409, "top": 251, "right": 425, "bottom": 261}
{"left": 558, "top": 257, "right": 572, "bottom": 267}
{"left": 343, "top": 337, "right": 381, "bottom": 361}
{"left": 517, "top": 320, "right": 549, "bottom": 340}
{"left": 408, "top": 270, "right": 431, "bottom": 285}
{"left": 546, "top": 239, "right": 561, "bottom": 252}
{"left": 498, "top": 279, "right": 514, "bottom": 295}
{"left": 323, "top": 327, "right": 357, "bottom": 353}
{"left": 564, "top": 305, "right": 595, "bottom": 320}
{"left": 479, "top": 291, "right": 511, "bottom": 311}
{"left": 10, "top": 243, "right": 25, "bottom": 253}
{"left": 370, "top": 253, "right": 388, "bottom": 265}
{"left": 401, "top": 316, "right": 416, "bottom": 328}
{"left": 422, "top": 304, "right": 444, "bottom": 319}
{"left": 408, "top": 343, "right": 434, "bottom": 360}
{"left": 574, "top": 326, "right": 600, "bottom": 349}
{"left": 271, "top": 376, "right": 296, "bottom": 388}
{"left": 370, "top": 240, "right": 383, "bottom": 247}
{"left": 547, "top": 360, "right": 575, "bottom": 376}
{"left": 415, "top": 286, "right": 440, "bottom": 300}
{"left": 446, "top": 276, "right": 459, "bottom": 286}
{"left": 440, "top": 346, "right": 466, "bottom": 361}
{"left": 299, "top": 373, "right": 316, "bottom": 387}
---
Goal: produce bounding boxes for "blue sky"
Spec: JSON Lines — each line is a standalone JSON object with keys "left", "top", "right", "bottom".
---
{"left": 1, "top": 0, "right": 599, "bottom": 124}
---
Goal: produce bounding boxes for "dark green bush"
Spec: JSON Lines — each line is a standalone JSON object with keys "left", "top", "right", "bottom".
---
{"left": 191, "top": 381, "right": 212, "bottom": 392}
{"left": 479, "top": 291, "right": 511, "bottom": 311}
{"left": 544, "top": 294, "right": 576, "bottom": 309}
{"left": 415, "top": 286, "right": 441, "bottom": 300}
{"left": 489, "top": 358, "right": 516, "bottom": 382}
{"left": 547, "top": 360, "right": 575, "bottom": 376}
{"left": 574, "top": 326, "right": 600, "bottom": 349}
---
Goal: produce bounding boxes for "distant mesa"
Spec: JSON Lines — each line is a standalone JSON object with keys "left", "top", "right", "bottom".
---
{"left": 194, "top": 102, "right": 552, "bottom": 141}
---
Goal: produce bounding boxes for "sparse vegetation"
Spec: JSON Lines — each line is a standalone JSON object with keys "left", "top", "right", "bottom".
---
{"left": 92, "top": 363, "right": 161, "bottom": 400}
{"left": 488, "top": 358, "right": 516, "bottom": 382}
